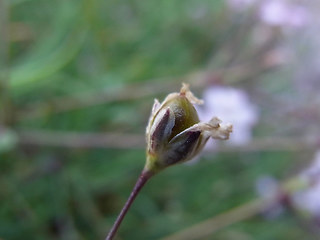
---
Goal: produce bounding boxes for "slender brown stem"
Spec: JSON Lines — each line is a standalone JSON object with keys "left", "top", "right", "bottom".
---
{"left": 106, "top": 171, "right": 153, "bottom": 240}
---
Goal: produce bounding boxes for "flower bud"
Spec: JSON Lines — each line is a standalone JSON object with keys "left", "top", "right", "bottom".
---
{"left": 144, "top": 83, "right": 232, "bottom": 174}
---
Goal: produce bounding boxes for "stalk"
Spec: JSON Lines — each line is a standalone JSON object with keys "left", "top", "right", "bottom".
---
{"left": 106, "top": 171, "right": 153, "bottom": 240}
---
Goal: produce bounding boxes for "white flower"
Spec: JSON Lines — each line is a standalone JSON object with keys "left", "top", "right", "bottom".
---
{"left": 291, "top": 150, "right": 320, "bottom": 217}
{"left": 196, "top": 86, "right": 258, "bottom": 146}
{"left": 301, "top": 151, "right": 320, "bottom": 180}
{"left": 292, "top": 183, "right": 320, "bottom": 217}
{"left": 226, "top": 0, "right": 309, "bottom": 28}
{"left": 259, "top": 0, "right": 309, "bottom": 27}
{"left": 256, "top": 175, "right": 284, "bottom": 219}
{"left": 256, "top": 175, "right": 279, "bottom": 199}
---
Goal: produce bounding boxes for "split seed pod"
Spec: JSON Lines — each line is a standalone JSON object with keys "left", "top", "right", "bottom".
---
{"left": 106, "top": 83, "right": 233, "bottom": 240}
{"left": 145, "top": 83, "right": 233, "bottom": 174}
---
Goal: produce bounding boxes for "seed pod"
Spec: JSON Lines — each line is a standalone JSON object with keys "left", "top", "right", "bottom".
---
{"left": 145, "top": 83, "right": 232, "bottom": 174}
{"left": 106, "top": 84, "right": 233, "bottom": 240}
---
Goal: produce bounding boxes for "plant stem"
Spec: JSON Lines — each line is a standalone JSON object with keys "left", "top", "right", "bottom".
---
{"left": 106, "top": 170, "right": 153, "bottom": 240}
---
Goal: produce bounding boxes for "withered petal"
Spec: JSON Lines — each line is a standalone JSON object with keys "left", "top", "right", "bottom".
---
{"left": 149, "top": 108, "right": 175, "bottom": 153}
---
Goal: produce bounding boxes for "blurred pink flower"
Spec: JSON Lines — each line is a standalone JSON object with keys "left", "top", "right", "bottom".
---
{"left": 197, "top": 86, "right": 258, "bottom": 146}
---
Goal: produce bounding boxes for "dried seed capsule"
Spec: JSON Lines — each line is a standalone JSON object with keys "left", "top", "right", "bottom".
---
{"left": 106, "top": 83, "right": 233, "bottom": 240}
{"left": 144, "top": 83, "right": 232, "bottom": 174}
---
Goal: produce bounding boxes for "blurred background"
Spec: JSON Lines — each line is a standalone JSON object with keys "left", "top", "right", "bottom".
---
{"left": 1, "top": 0, "right": 320, "bottom": 239}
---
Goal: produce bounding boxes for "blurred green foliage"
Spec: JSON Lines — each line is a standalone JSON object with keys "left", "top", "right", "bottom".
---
{"left": 0, "top": 0, "right": 314, "bottom": 239}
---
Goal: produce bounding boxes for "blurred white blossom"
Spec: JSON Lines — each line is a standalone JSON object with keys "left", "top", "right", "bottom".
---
{"left": 227, "top": 0, "right": 309, "bottom": 28}
{"left": 301, "top": 151, "right": 320, "bottom": 180}
{"left": 259, "top": 0, "right": 309, "bottom": 27}
{"left": 293, "top": 183, "right": 320, "bottom": 217}
{"left": 256, "top": 175, "right": 279, "bottom": 200}
{"left": 197, "top": 86, "right": 258, "bottom": 146}
{"left": 256, "top": 175, "right": 284, "bottom": 219}
{"left": 292, "top": 150, "right": 320, "bottom": 217}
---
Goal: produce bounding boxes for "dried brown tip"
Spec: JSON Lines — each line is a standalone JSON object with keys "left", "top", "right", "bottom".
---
{"left": 180, "top": 83, "right": 204, "bottom": 105}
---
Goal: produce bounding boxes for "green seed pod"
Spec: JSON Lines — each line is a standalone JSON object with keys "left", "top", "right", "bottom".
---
{"left": 144, "top": 83, "right": 233, "bottom": 174}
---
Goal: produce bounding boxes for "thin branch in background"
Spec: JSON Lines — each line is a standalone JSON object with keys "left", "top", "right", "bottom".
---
{"left": 16, "top": 129, "right": 320, "bottom": 152}
{"left": 16, "top": 57, "right": 278, "bottom": 122}
{"left": 17, "top": 130, "right": 144, "bottom": 149}
{"left": 161, "top": 198, "right": 266, "bottom": 240}
{"left": 16, "top": 79, "right": 181, "bottom": 121}
{"left": 160, "top": 175, "right": 315, "bottom": 240}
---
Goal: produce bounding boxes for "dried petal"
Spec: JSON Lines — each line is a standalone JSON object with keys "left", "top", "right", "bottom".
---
{"left": 201, "top": 117, "right": 233, "bottom": 140}
{"left": 148, "top": 108, "right": 175, "bottom": 154}
{"left": 180, "top": 83, "right": 204, "bottom": 105}
{"left": 146, "top": 99, "right": 161, "bottom": 136}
